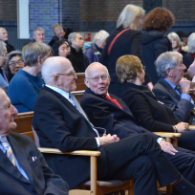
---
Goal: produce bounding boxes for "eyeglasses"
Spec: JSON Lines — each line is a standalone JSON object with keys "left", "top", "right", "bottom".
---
{"left": 87, "top": 75, "right": 108, "bottom": 82}
{"left": 9, "top": 59, "right": 24, "bottom": 67}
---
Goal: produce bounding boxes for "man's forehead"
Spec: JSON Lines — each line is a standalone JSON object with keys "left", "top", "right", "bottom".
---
{"left": 0, "top": 91, "right": 10, "bottom": 108}
{"left": 35, "top": 31, "right": 44, "bottom": 35}
{"left": 88, "top": 65, "right": 107, "bottom": 76}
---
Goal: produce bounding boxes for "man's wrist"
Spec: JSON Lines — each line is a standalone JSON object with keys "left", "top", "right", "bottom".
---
{"left": 157, "top": 137, "right": 164, "bottom": 144}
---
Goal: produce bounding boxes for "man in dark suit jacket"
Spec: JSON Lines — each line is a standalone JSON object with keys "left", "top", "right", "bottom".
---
{"left": 153, "top": 51, "right": 195, "bottom": 124}
{"left": 80, "top": 61, "right": 195, "bottom": 188}
{"left": 32, "top": 57, "right": 195, "bottom": 195}
{"left": 0, "top": 89, "right": 69, "bottom": 195}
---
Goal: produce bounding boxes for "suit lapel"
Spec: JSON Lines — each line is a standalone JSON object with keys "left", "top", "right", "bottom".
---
{"left": 159, "top": 79, "right": 180, "bottom": 100}
{"left": 0, "top": 143, "right": 30, "bottom": 184}
{"left": 7, "top": 135, "right": 32, "bottom": 184}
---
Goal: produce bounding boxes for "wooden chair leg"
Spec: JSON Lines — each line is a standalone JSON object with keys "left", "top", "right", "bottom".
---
{"left": 90, "top": 156, "right": 97, "bottom": 195}
{"left": 172, "top": 137, "right": 178, "bottom": 146}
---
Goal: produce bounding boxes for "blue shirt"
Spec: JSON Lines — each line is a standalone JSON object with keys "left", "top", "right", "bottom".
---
{"left": 8, "top": 69, "right": 43, "bottom": 113}
{"left": 164, "top": 78, "right": 194, "bottom": 104}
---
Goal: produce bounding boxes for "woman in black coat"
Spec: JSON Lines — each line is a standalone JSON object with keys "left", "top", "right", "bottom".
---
{"left": 115, "top": 55, "right": 195, "bottom": 151}
{"left": 142, "top": 8, "right": 175, "bottom": 84}
{"left": 100, "top": 4, "right": 152, "bottom": 98}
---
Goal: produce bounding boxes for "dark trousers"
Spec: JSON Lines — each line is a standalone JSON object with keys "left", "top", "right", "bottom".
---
{"left": 178, "top": 131, "right": 195, "bottom": 151}
{"left": 98, "top": 134, "right": 181, "bottom": 195}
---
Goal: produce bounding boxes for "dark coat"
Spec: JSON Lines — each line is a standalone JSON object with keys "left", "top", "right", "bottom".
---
{"left": 121, "top": 82, "right": 178, "bottom": 132}
{"left": 0, "top": 132, "right": 69, "bottom": 195}
{"left": 100, "top": 27, "right": 143, "bottom": 84}
{"left": 183, "top": 52, "right": 194, "bottom": 70}
{"left": 122, "top": 82, "right": 195, "bottom": 151}
{"left": 153, "top": 78, "right": 194, "bottom": 123}
{"left": 69, "top": 47, "right": 89, "bottom": 72}
{"left": 80, "top": 87, "right": 159, "bottom": 140}
{"left": 142, "top": 30, "right": 172, "bottom": 84}
{"left": 5, "top": 41, "right": 15, "bottom": 53}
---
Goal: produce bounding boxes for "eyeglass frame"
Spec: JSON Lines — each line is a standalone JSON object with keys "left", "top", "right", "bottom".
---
{"left": 86, "top": 74, "right": 109, "bottom": 82}
{"left": 8, "top": 59, "right": 24, "bottom": 67}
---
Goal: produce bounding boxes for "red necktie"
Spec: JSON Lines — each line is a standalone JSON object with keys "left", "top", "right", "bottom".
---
{"left": 105, "top": 95, "right": 123, "bottom": 110}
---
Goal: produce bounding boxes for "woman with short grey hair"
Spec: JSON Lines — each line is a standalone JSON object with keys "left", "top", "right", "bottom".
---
{"left": 8, "top": 42, "right": 51, "bottom": 113}
{"left": 183, "top": 33, "right": 195, "bottom": 70}
{"left": 85, "top": 30, "right": 109, "bottom": 63}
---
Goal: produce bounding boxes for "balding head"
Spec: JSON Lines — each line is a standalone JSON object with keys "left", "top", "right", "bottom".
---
{"left": 42, "top": 57, "right": 77, "bottom": 92}
{"left": 84, "top": 62, "right": 110, "bottom": 96}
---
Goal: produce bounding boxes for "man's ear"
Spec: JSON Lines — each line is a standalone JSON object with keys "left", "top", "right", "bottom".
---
{"left": 84, "top": 78, "right": 90, "bottom": 88}
{"left": 53, "top": 74, "right": 60, "bottom": 85}
{"left": 166, "top": 68, "right": 172, "bottom": 77}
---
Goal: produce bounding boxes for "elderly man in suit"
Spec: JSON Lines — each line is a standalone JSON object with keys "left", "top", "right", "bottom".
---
{"left": 80, "top": 61, "right": 195, "bottom": 190}
{"left": 0, "top": 88, "right": 69, "bottom": 195}
{"left": 153, "top": 51, "right": 195, "bottom": 124}
{"left": 32, "top": 56, "right": 195, "bottom": 195}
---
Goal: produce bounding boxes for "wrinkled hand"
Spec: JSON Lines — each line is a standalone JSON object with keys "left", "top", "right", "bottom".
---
{"left": 180, "top": 78, "right": 191, "bottom": 94}
{"left": 175, "top": 122, "right": 189, "bottom": 132}
{"left": 159, "top": 139, "right": 178, "bottom": 155}
{"left": 188, "top": 59, "right": 195, "bottom": 78}
{"left": 98, "top": 134, "right": 120, "bottom": 146}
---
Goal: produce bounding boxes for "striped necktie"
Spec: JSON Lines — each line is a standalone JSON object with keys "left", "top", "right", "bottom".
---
{"left": 0, "top": 137, "right": 15, "bottom": 166}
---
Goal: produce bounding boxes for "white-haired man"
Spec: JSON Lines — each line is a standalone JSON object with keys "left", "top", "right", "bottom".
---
{"left": 0, "top": 88, "right": 69, "bottom": 195}
{"left": 32, "top": 56, "right": 195, "bottom": 195}
{"left": 153, "top": 51, "right": 195, "bottom": 126}
{"left": 0, "top": 27, "right": 15, "bottom": 53}
{"left": 68, "top": 32, "right": 89, "bottom": 72}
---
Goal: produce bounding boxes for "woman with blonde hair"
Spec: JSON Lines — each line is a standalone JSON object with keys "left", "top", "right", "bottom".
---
{"left": 100, "top": 4, "right": 150, "bottom": 98}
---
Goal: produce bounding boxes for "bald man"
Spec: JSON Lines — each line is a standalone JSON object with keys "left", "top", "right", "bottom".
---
{"left": 81, "top": 62, "right": 195, "bottom": 192}
{"left": 0, "top": 89, "right": 69, "bottom": 195}
{"left": 32, "top": 57, "right": 195, "bottom": 195}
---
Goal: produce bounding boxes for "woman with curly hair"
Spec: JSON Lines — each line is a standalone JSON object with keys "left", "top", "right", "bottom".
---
{"left": 142, "top": 7, "right": 175, "bottom": 84}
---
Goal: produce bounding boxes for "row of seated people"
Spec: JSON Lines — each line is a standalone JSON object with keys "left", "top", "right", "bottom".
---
{"left": 2, "top": 52, "right": 195, "bottom": 194}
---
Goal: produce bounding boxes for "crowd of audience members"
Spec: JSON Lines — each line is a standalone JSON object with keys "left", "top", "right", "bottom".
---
{"left": 2, "top": 3, "right": 195, "bottom": 194}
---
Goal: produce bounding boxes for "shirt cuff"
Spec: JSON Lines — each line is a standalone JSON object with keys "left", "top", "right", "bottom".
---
{"left": 181, "top": 93, "right": 191, "bottom": 101}
{"left": 95, "top": 138, "right": 100, "bottom": 147}
{"left": 157, "top": 137, "right": 164, "bottom": 144}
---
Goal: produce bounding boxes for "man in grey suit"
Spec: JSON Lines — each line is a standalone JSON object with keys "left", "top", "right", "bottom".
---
{"left": 0, "top": 88, "right": 69, "bottom": 195}
{"left": 153, "top": 51, "right": 195, "bottom": 124}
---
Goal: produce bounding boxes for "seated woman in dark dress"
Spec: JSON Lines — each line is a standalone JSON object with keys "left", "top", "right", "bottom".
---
{"left": 115, "top": 55, "right": 195, "bottom": 150}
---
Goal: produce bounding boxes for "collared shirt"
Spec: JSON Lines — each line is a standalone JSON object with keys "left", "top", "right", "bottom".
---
{"left": 45, "top": 85, "right": 100, "bottom": 146}
{"left": 0, "top": 136, "right": 29, "bottom": 180}
{"left": 164, "top": 78, "right": 194, "bottom": 105}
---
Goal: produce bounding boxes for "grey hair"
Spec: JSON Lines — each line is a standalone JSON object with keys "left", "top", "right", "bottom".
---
{"left": 188, "top": 33, "right": 195, "bottom": 53}
{"left": 94, "top": 30, "right": 109, "bottom": 42}
{"left": 33, "top": 27, "right": 45, "bottom": 35}
{"left": 0, "top": 40, "right": 6, "bottom": 54}
{"left": 116, "top": 4, "right": 145, "bottom": 29}
{"left": 155, "top": 51, "right": 183, "bottom": 78}
{"left": 85, "top": 63, "right": 109, "bottom": 78}
{"left": 0, "top": 27, "right": 6, "bottom": 35}
{"left": 68, "top": 32, "right": 78, "bottom": 45}
{"left": 24, "top": 42, "right": 51, "bottom": 66}
{"left": 167, "top": 32, "right": 182, "bottom": 47}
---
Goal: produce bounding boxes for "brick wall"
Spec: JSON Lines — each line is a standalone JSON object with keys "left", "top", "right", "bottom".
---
{"left": 29, "top": 0, "right": 59, "bottom": 44}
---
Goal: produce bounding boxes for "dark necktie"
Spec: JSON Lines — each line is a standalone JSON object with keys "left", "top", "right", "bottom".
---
{"left": 105, "top": 95, "right": 123, "bottom": 110}
{"left": 175, "top": 85, "right": 182, "bottom": 95}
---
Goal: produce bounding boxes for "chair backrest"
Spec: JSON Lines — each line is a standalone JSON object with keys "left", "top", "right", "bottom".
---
{"left": 13, "top": 111, "right": 35, "bottom": 141}
{"left": 71, "top": 90, "right": 85, "bottom": 103}
{"left": 75, "top": 73, "right": 87, "bottom": 91}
